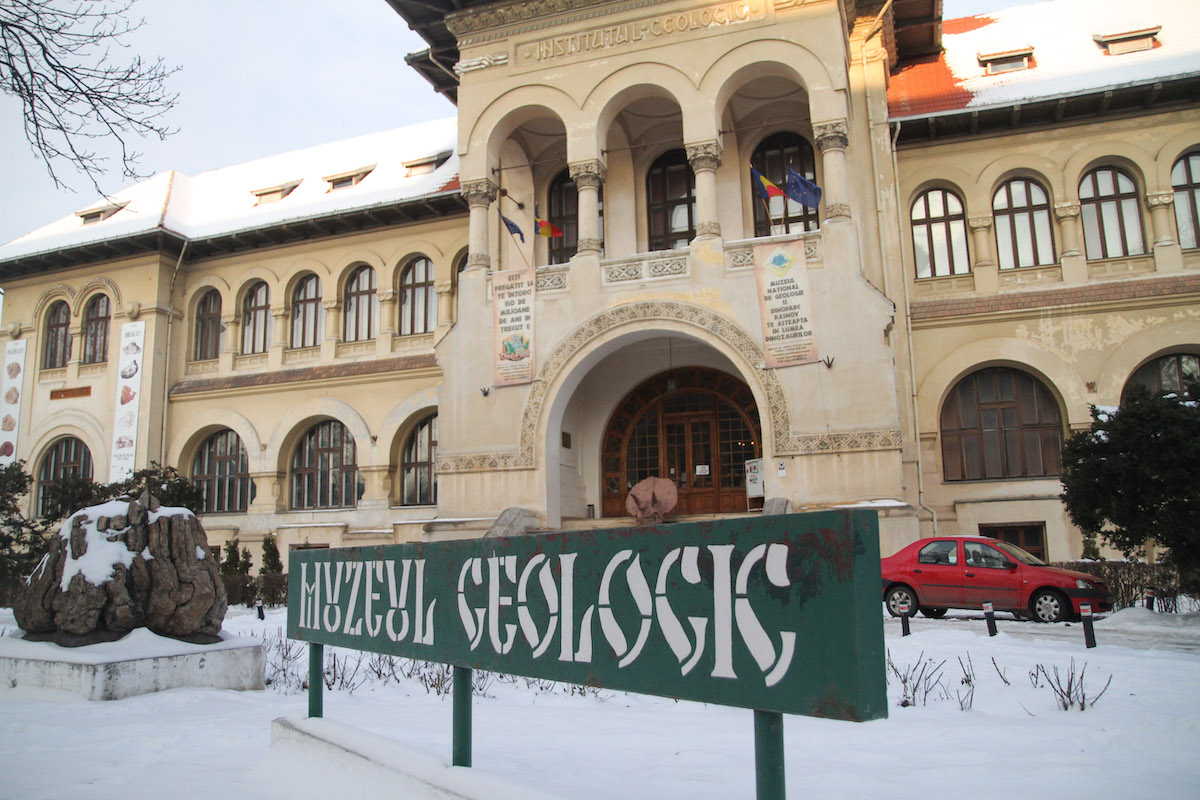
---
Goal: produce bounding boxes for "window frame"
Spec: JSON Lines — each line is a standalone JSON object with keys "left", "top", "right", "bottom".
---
{"left": 750, "top": 131, "right": 819, "bottom": 237}
{"left": 290, "top": 274, "right": 323, "bottom": 349}
{"left": 646, "top": 148, "right": 695, "bottom": 252}
{"left": 911, "top": 187, "right": 970, "bottom": 278}
{"left": 940, "top": 367, "right": 1064, "bottom": 482}
{"left": 37, "top": 437, "right": 93, "bottom": 517}
{"left": 401, "top": 414, "right": 438, "bottom": 506}
{"left": 81, "top": 294, "right": 111, "bottom": 365}
{"left": 42, "top": 300, "right": 71, "bottom": 370}
{"left": 193, "top": 290, "right": 223, "bottom": 361}
{"left": 398, "top": 257, "right": 436, "bottom": 336}
{"left": 993, "top": 178, "right": 1056, "bottom": 269}
{"left": 343, "top": 265, "right": 378, "bottom": 342}
{"left": 291, "top": 420, "right": 360, "bottom": 510}
{"left": 192, "top": 429, "right": 254, "bottom": 513}
{"left": 1124, "top": 352, "right": 1200, "bottom": 400}
{"left": 241, "top": 281, "right": 271, "bottom": 355}
{"left": 1171, "top": 151, "right": 1200, "bottom": 250}
{"left": 1079, "top": 165, "right": 1145, "bottom": 260}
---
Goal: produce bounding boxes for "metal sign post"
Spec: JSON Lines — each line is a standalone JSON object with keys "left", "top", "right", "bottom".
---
{"left": 290, "top": 510, "right": 887, "bottom": 798}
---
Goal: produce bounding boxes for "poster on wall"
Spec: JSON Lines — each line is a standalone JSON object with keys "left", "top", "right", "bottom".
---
{"left": 493, "top": 268, "right": 536, "bottom": 386}
{"left": 0, "top": 339, "right": 28, "bottom": 467}
{"left": 753, "top": 240, "right": 818, "bottom": 368}
{"left": 109, "top": 321, "right": 146, "bottom": 481}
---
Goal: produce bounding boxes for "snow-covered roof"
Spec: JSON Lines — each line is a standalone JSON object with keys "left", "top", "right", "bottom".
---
{"left": 0, "top": 117, "right": 460, "bottom": 263}
{"left": 888, "top": 0, "right": 1200, "bottom": 119}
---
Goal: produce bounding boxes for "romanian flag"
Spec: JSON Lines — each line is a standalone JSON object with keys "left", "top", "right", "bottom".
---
{"left": 534, "top": 206, "right": 564, "bottom": 237}
{"left": 500, "top": 212, "right": 525, "bottom": 243}
{"left": 750, "top": 167, "right": 786, "bottom": 201}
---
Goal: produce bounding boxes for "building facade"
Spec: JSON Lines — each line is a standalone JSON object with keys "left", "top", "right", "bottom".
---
{"left": 1, "top": 0, "right": 1198, "bottom": 567}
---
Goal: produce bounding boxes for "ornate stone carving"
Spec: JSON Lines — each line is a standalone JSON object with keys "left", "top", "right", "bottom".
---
{"left": 1053, "top": 201, "right": 1080, "bottom": 220}
{"left": 377, "top": 288, "right": 397, "bottom": 303}
{"left": 814, "top": 120, "right": 849, "bottom": 152}
{"left": 467, "top": 252, "right": 492, "bottom": 269}
{"left": 726, "top": 247, "right": 755, "bottom": 270}
{"left": 454, "top": 53, "right": 510, "bottom": 75}
{"left": 460, "top": 178, "right": 498, "bottom": 207}
{"left": 320, "top": 299, "right": 340, "bottom": 311}
{"left": 435, "top": 300, "right": 904, "bottom": 474}
{"left": 568, "top": 160, "right": 607, "bottom": 187}
{"left": 648, "top": 257, "right": 688, "bottom": 278}
{"left": 1146, "top": 192, "right": 1175, "bottom": 208}
{"left": 826, "top": 202, "right": 851, "bottom": 219}
{"left": 968, "top": 216, "right": 993, "bottom": 231}
{"left": 270, "top": 307, "right": 288, "bottom": 319}
{"left": 576, "top": 237, "right": 604, "bottom": 253}
{"left": 695, "top": 221, "right": 722, "bottom": 237}
{"left": 434, "top": 281, "right": 454, "bottom": 295}
{"left": 685, "top": 141, "right": 723, "bottom": 171}
{"left": 604, "top": 263, "right": 644, "bottom": 282}
{"left": 536, "top": 268, "right": 568, "bottom": 291}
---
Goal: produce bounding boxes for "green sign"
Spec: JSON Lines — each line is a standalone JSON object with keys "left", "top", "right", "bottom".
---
{"left": 287, "top": 510, "right": 886, "bottom": 721}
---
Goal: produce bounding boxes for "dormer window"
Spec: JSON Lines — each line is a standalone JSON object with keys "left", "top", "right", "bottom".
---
{"left": 403, "top": 150, "right": 453, "bottom": 178}
{"left": 978, "top": 47, "right": 1034, "bottom": 75}
{"left": 253, "top": 180, "right": 300, "bottom": 206}
{"left": 324, "top": 166, "right": 375, "bottom": 191}
{"left": 76, "top": 202, "right": 127, "bottom": 225}
{"left": 1094, "top": 26, "right": 1161, "bottom": 56}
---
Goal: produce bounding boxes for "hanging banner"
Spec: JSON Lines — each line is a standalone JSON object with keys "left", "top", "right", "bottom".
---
{"left": 493, "top": 268, "right": 536, "bottom": 386}
{"left": 754, "top": 240, "right": 817, "bottom": 367}
{"left": 0, "top": 339, "right": 28, "bottom": 466}
{"left": 109, "top": 321, "right": 146, "bottom": 481}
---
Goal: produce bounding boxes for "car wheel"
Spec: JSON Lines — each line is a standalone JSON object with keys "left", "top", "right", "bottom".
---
{"left": 919, "top": 607, "right": 948, "bottom": 619}
{"left": 885, "top": 585, "right": 918, "bottom": 617}
{"left": 1030, "top": 590, "right": 1069, "bottom": 623}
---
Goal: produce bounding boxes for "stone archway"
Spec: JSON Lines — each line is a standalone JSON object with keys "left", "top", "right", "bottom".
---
{"left": 601, "top": 367, "right": 761, "bottom": 516}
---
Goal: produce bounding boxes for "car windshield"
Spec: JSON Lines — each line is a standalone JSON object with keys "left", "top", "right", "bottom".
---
{"left": 991, "top": 540, "right": 1046, "bottom": 566}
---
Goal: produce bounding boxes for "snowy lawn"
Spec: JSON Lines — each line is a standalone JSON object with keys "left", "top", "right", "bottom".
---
{"left": 1, "top": 604, "right": 1198, "bottom": 799}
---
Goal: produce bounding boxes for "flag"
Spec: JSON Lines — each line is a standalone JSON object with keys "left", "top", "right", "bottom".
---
{"left": 785, "top": 166, "right": 822, "bottom": 208}
{"left": 750, "top": 167, "right": 786, "bottom": 201}
{"left": 534, "top": 206, "right": 563, "bottom": 237}
{"left": 500, "top": 212, "right": 525, "bottom": 243}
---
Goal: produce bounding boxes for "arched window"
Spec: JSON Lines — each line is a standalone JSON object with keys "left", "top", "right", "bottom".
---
{"left": 343, "top": 265, "right": 378, "bottom": 342}
{"left": 1171, "top": 151, "right": 1200, "bottom": 250}
{"left": 81, "top": 295, "right": 110, "bottom": 364}
{"left": 290, "top": 275, "right": 322, "bottom": 348}
{"left": 37, "top": 437, "right": 93, "bottom": 517}
{"left": 993, "top": 178, "right": 1056, "bottom": 269}
{"left": 1125, "top": 352, "right": 1200, "bottom": 400}
{"left": 546, "top": 169, "right": 604, "bottom": 265}
{"left": 241, "top": 281, "right": 271, "bottom": 354}
{"left": 193, "top": 290, "right": 223, "bottom": 361}
{"left": 42, "top": 300, "right": 72, "bottom": 369}
{"left": 192, "top": 430, "right": 254, "bottom": 513}
{"left": 647, "top": 149, "right": 695, "bottom": 251}
{"left": 399, "top": 257, "right": 436, "bottom": 335}
{"left": 911, "top": 188, "right": 969, "bottom": 278}
{"left": 941, "top": 367, "right": 1063, "bottom": 481}
{"left": 750, "top": 131, "right": 819, "bottom": 236}
{"left": 291, "top": 420, "right": 360, "bottom": 509}
{"left": 401, "top": 414, "right": 438, "bottom": 505}
{"left": 1079, "top": 166, "right": 1145, "bottom": 259}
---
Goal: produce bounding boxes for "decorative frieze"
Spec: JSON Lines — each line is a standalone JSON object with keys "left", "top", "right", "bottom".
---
{"left": 536, "top": 267, "right": 569, "bottom": 291}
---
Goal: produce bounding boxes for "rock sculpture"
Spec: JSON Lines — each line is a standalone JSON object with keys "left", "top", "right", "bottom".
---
{"left": 625, "top": 476, "right": 678, "bottom": 525}
{"left": 14, "top": 489, "right": 227, "bottom": 646}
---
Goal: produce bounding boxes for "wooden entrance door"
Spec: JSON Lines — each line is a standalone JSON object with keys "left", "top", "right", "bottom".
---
{"left": 664, "top": 416, "right": 718, "bottom": 514}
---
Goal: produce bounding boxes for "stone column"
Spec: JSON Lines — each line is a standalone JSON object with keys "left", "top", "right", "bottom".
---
{"left": 569, "top": 160, "right": 606, "bottom": 254}
{"left": 968, "top": 216, "right": 998, "bottom": 293}
{"left": 1147, "top": 192, "right": 1183, "bottom": 272}
{"left": 814, "top": 120, "right": 851, "bottom": 220}
{"left": 376, "top": 289, "right": 396, "bottom": 356}
{"left": 219, "top": 314, "right": 236, "bottom": 371}
{"left": 357, "top": 464, "right": 391, "bottom": 511}
{"left": 461, "top": 179, "right": 498, "bottom": 271}
{"left": 435, "top": 280, "right": 454, "bottom": 327}
{"left": 1054, "top": 201, "right": 1087, "bottom": 283}
{"left": 269, "top": 307, "right": 288, "bottom": 368}
{"left": 686, "top": 142, "right": 722, "bottom": 238}
{"left": 321, "top": 299, "right": 341, "bottom": 359}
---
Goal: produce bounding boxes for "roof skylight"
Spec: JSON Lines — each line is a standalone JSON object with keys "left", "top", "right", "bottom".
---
{"left": 1093, "top": 26, "right": 1161, "bottom": 55}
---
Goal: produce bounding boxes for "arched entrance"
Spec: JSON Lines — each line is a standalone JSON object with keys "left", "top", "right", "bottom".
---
{"left": 601, "top": 367, "right": 761, "bottom": 516}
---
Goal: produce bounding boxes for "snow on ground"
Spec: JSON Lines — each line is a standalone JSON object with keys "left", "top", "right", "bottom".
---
{"left": 1, "top": 604, "right": 1198, "bottom": 799}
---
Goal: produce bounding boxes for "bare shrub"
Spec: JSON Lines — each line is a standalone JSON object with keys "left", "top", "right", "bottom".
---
{"left": 886, "top": 649, "right": 947, "bottom": 707}
{"left": 1032, "top": 659, "right": 1113, "bottom": 710}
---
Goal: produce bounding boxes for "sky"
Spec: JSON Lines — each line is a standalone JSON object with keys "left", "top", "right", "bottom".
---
{"left": 0, "top": 0, "right": 455, "bottom": 248}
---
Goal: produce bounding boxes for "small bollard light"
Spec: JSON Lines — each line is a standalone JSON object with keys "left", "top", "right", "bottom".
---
{"left": 899, "top": 598, "right": 912, "bottom": 636}
{"left": 983, "top": 601, "right": 998, "bottom": 636}
{"left": 1145, "top": 588, "right": 1156, "bottom": 612}
{"left": 1081, "top": 603, "right": 1097, "bottom": 648}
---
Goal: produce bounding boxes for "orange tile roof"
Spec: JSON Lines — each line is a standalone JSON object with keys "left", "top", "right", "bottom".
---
{"left": 888, "top": 53, "right": 975, "bottom": 117}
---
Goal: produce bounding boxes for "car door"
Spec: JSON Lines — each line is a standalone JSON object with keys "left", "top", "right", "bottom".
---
{"left": 961, "top": 541, "right": 1023, "bottom": 610}
{"left": 909, "top": 540, "right": 964, "bottom": 607}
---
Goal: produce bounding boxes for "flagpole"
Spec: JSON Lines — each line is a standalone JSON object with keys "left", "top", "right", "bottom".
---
{"left": 759, "top": 194, "right": 779, "bottom": 238}
{"left": 499, "top": 196, "right": 533, "bottom": 271}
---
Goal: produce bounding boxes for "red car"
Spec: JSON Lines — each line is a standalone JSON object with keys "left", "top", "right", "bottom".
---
{"left": 881, "top": 536, "right": 1112, "bottom": 623}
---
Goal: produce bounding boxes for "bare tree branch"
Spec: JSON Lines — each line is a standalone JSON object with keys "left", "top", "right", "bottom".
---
{"left": 0, "top": 0, "right": 179, "bottom": 194}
